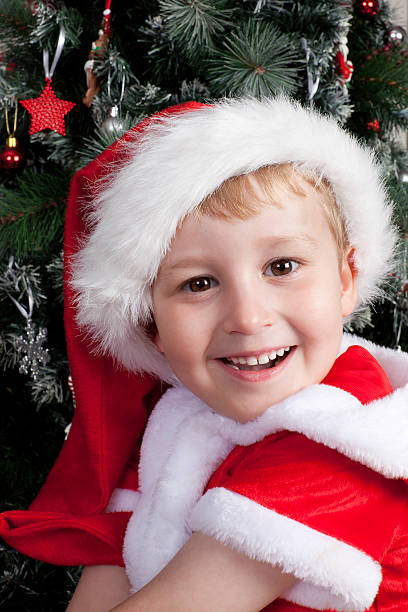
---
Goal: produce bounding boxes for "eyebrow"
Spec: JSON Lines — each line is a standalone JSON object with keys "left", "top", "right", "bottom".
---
{"left": 158, "top": 234, "right": 319, "bottom": 277}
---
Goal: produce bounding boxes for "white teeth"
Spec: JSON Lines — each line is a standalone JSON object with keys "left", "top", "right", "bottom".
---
{"left": 226, "top": 347, "right": 291, "bottom": 366}
{"left": 246, "top": 356, "right": 258, "bottom": 366}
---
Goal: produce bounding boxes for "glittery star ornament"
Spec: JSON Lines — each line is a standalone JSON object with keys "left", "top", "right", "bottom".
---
{"left": 20, "top": 78, "right": 76, "bottom": 136}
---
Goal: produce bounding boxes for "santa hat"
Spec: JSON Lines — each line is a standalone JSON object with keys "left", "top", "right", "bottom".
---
{"left": 73, "top": 97, "right": 397, "bottom": 383}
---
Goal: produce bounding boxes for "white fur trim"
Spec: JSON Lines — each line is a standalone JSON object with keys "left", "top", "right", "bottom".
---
{"left": 189, "top": 488, "right": 382, "bottom": 611}
{"left": 71, "top": 98, "right": 397, "bottom": 378}
{"left": 104, "top": 488, "right": 141, "bottom": 513}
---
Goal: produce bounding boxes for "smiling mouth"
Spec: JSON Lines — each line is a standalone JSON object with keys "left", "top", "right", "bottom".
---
{"left": 220, "top": 347, "right": 293, "bottom": 371}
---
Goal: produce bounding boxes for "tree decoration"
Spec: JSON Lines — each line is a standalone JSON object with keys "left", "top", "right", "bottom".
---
{"left": 83, "top": 0, "right": 112, "bottom": 107}
{"left": 2, "top": 258, "right": 50, "bottom": 382}
{"left": 335, "top": 32, "right": 354, "bottom": 87}
{"left": 354, "top": 0, "right": 379, "bottom": 18}
{"left": 20, "top": 79, "right": 75, "bottom": 136}
{"left": 15, "top": 320, "right": 50, "bottom": 380}
{"left": 101, "top": 70, "right": 126, "bottom": 134}
{"left": 336, "top": 51, "right": 354, "bottom": 85}
{"left": 19, "top": 25, "right": 75, "bottom": 136}
{"left": 388, "top": 25, "right": 407, "bottom": 46}
{"left": 0, "top": 105, "right": 23, "bottom": 171}
{"left": 367, "top": 118, "right": 380, "bottom": 131}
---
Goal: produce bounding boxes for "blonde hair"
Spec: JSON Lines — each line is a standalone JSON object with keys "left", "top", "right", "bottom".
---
{"left": 196, "top": 164, "right": 348, "bottom": 257}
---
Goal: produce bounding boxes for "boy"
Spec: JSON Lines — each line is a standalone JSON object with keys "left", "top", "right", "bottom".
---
{"left": 3, "top": 98, "right": 408, "bottom": 611}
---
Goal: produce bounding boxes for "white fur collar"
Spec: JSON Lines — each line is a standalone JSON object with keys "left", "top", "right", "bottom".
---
{"left": 106, "top": 336, "right": 408, "bottom": 607}
{"left": 159, "top": 334, "right": 408, "bottom": 480}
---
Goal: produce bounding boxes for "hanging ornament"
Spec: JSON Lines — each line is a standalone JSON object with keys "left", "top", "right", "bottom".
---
{"left": 102, "top": 104, "right": 124, "bottom": 133}
{"left": 83, "top": 0, "right": 113, "bottom": 107}
{"left": 354, "top": 0, "right": 379, "bottom": 18}
{"left": 387, "top": 25, "right": 407, "bottom": 46}
{"left": 101, "top": 69, "right": 125, "bottom": 133}
{"left": 15, "top": 319, "right": 50, "bottom": 380}
{"left": 5, "top": 258, "right": 50, "bottom": 381}
{"left": 0, "top": 105, "right": 23, "bottom": 171}
{"left": 335, "top": 53, "right": 353, "bottom": 85}
{"left": 20, "top": 26, "right": 75, "bottom": 136}
{"left": 335, "top": 34, "right": 354, "bottom": 86}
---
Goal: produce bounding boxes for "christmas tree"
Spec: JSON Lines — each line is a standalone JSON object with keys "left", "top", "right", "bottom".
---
{"left": 1, "top": 0, "right": 408, "bottom": 607}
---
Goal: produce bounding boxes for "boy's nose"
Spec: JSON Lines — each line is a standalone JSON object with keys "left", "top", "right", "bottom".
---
{"left": 222, "top": 286, "right": 274, "bottom": 335}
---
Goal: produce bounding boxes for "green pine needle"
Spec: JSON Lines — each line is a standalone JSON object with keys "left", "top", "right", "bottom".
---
{"left": 159, "top": 0, "right": 233, "bottom": 56}
{"left": 208, "top": 19, "right": 301, "bottom": 97}
{"left": 0, "top": 170, "right": 70, "bottom": 259}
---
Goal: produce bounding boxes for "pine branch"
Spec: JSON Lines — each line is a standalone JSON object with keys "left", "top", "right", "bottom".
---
{"left": 0, "top": 170, "right": 70, "bottom": 259}
{"left": 207, "top": 19, "right": 301, "bottom": 97}
{"left": 29, "top": 365, "right": 64, "bottom": 407}
{"left": 344, "top": 305, "right": 373, "bottom": 333}
{"left": 123, "top": 82, "right": 172, "bottom": 117}
{"left": 312, "top": 82, "right": 353, "bottom": 123}
{"left": 350, "top": 45, "right": 408, "bottom": 133}
{"left": 28, "top": 0, "right": 83, "bottom": 52}
{"left": 384, "top": 236, "right": 408, "bottom": 347}
{"left": 78, "top": 116, "right": 136, "bottom": 167}
{"left": 37, "top": 131, "right": 81, "bottom": 172}
{"left": 137, "top": 14, "right": 186, "bottom": 85}
{"left": 0, "top": 258, "right": 45, "bottom": 308}
{"left": 159, "top": 0, "right": 234, "bottom": 57}
{"left": 46, "top": 251, "right": 64, "bottom": 302}
{"left": 92, "top": 42, "right": 137, "bottom": 88}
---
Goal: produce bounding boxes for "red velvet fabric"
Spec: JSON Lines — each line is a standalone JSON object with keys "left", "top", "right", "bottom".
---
{"left": 205, "top": 347, "right": 408, "bottom": 611}
{"left": 0, "top": 101, "right": 205, "bottom": 566}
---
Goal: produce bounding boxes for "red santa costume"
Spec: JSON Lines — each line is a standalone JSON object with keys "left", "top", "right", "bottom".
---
{"left": 1, "top": 98, "right": 407, "bottom": 611}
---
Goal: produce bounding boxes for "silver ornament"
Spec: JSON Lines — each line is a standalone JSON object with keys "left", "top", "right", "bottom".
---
{"left": 389, "top": 26, "right": 407, "bottom": 46}
{"left": 102, "top": 105, "right": 125, "bottom": 133}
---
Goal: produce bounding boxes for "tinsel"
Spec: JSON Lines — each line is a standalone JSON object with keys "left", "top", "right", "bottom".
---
{"left": 301, "top": 38, "right": 321, "bottom": 102}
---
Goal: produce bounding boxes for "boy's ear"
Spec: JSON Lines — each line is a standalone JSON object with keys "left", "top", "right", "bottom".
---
{"left": 153, "top": 332, "right": 163, "bottom": 353}
{"left": 145, "top": 319, "right": 164, "bottom": 353}
{"left": 340, "top": 247, "right": 358, "bottom": 317}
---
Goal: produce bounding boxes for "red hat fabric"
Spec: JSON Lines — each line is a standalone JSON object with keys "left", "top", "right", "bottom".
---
{"left": 0, "top": 101, "right": 204, "bottom": 566}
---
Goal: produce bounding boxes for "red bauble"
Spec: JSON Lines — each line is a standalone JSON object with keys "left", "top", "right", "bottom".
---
{"left": 355, "top": 0, "right": 379, "bottom": 17}
{"left": 367, "top": 119, "right": 380, "bottom": 132}
{"left": 20, "top": 78, "right": 76, "bottom": 136}
{"left": 0, "top": 136, "right": 24, "bottom": 171}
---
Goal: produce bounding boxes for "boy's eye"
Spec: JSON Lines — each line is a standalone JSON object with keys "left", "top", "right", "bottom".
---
{"left": 185, "top": 277, "right": 215, "bottom": 292}
{"left": 265, "top": 259, "right": 299, "bottom": 277}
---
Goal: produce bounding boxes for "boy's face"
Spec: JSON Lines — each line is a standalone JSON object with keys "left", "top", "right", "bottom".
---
{"left": 152, "top": 179, "right": 357, "bottom": 423}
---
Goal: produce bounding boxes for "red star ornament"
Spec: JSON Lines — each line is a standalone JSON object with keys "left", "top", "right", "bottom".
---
{"left": 20, "top": 79, "right": 76, "bottom": 136}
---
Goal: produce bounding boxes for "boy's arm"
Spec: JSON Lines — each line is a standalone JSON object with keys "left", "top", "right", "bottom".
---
{"left": 66, "top": 565, "right": 131, "bottom": 612}
{"left": 109, "top": 532, "right": 295, "bottom": 612}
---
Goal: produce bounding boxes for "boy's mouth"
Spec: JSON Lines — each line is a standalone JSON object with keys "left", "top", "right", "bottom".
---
{"left": 220, "top": 347, "right": 292, "bottom": 371}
